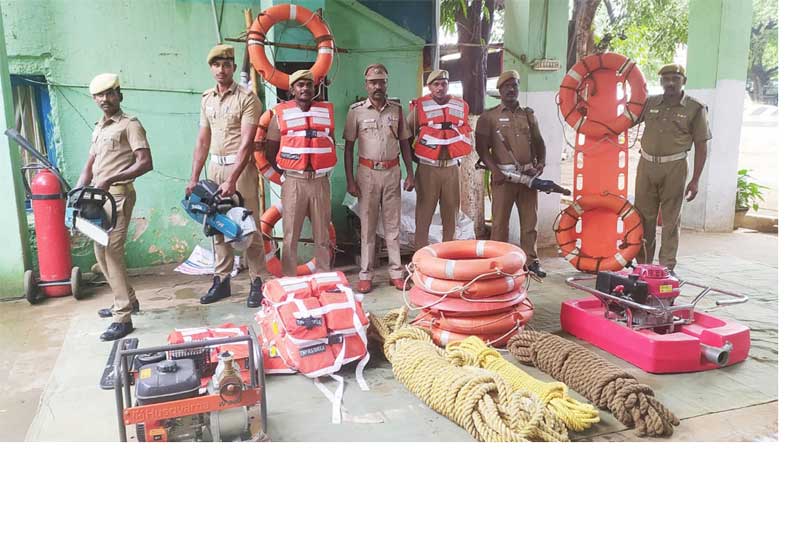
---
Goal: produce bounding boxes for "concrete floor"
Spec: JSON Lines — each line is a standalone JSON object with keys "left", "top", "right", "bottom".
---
{"left": 0, "top": 228, "right": 778, "bottom": 442}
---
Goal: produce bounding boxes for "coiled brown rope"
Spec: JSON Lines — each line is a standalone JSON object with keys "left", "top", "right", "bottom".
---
{"left": 507, "top": 330, "right": 680, "bottom": 437}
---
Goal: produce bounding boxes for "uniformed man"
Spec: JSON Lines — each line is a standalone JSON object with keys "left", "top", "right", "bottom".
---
{"left": 264, "top": 69, "right": 335, "bottom": 277}
{"left": 475, "top": 70, "right": 547, "bottom": 278}
{"left": 634, "top": 63, "right": 711, "bottom": 275}
{"left": 76, "top": 73, "right": 153, "bottom": 341}
{"left": 187, "top": 45, "right": 266, "bottom": 307}
{"left": 343, "top": 64, "right": 415, "bottom": 293}
{"left": 407, "top": 69, "right": 472, "bottom": 249}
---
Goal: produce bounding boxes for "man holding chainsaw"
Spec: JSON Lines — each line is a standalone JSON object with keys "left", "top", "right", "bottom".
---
{"left": 264, "top": 69, "right": 335, "bottom": 277}
{"left": 187, "top": 44, "right": 266, "bottom": 307}
{"left": 475, "top": 70, "right": 548, "bottom": 278}
{"left": 406, "top": 69, "right": 472, "bottom": 249}
{"left": 77, "top": 73, "right": 153, "bottom": 341}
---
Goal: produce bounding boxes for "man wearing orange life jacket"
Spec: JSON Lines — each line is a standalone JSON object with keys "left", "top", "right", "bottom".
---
{"left": 265, "top": 69, "right": 335, "bottom": 277}
{"left": 407, "top": 69, "right": 473, "bottom": 249}
{"left": 344, "top": 64, "right": 415, "bottom": 294}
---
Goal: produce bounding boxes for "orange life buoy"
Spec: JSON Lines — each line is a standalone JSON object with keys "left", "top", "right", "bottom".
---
{"left": 247, "top": 4, "right": 334, "bottom": 91}
{"left": 558, "top": 52, "right": 647, "bottom": 138}
{"left": 554, "top": 192, "right": 643, "bottom": 272}
{"left": 415, "top": 299, "right": 534, "bottom": 336}
{"left": 253, "top": 109, "right": 282, "bottom": 185}
{"left": 260, "top": 203, "right": 336, "bottom": 277}
{"left": 413, "top": 240, "right": 526, "bottom": 281}
{"left": 408, "top": 286, "right": 528, "bottom": 316}
{"left": 412, "top": 269, "right": 526, "bottom": 299}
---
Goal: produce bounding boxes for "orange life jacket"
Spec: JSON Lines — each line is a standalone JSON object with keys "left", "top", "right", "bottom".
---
{"left": 273, "top": 99, "right": 337, "bottom": 174}
{"left": 412, "top": 94, "right": 472, "bottom": 164}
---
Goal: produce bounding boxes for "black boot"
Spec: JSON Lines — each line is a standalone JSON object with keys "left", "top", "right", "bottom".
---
{"left": 528, "top": 260, "right": 547, "bottom": 279}
{"left": 100, "top": 321, "right": 134, "bottom": 341}
{"left": 98, "top": 299, "right": 140, "bottom": 318}
{"left": 247, "top": 277, "right": 264, "bottom": 308}
{"left": 200, "top": 275, "right": 231, "bottom": 304}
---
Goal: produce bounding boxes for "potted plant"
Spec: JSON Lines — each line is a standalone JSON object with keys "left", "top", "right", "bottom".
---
{"left": 735, "top": 169, "right": 767, "bottom": 228}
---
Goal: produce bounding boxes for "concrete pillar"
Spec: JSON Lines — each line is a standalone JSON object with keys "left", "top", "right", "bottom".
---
{"left": 501, "top": 0, "right": 568, "bottom": 248}
{"left": 683, "top": 0, "right": 753, "bottom": 231}
{"left": 0, "top": 8, "right": 31, "bottom": 298}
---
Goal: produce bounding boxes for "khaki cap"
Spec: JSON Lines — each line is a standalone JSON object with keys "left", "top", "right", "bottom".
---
{"left": 207, "top": 44, "right": 234, "bottom": 64}
{"left": 364, "top": 64, "right": 388, "bottom": 81}
{"left": 289, "top": 69, "right": 315, "bottom": 86}
{"left": 496, "top": 70, "right": 520, "bottom": 88}
{"left": 89, "top": 73, "right": 120, "bottom": 95}
{"left": 426, "top": 69, "right": 449, "bottom": 86}
{"left": 658, "top": 63, "right": 686, "bottom": 77}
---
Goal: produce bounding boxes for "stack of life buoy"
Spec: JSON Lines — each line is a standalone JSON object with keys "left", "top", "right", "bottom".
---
{"left": 407, "top": 240, "right": 534, "bottom": 347}
{"left": 255, "top": 271, "right": 369, "bottom": 423}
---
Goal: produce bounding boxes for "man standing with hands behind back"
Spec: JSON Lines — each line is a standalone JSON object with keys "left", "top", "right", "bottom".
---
{"left": 187, "top": 44, "right": 266, "bottom": 308}
{"left": 344, "top": 64, "right": 414, "bottom": 293}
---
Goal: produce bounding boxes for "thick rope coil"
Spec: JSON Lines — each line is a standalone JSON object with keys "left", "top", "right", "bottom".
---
{"left": 507, "top": 330, "right": 680, "bottom": 437}
{"left": 445, "top": 337, "right": 600, "bottom": 432}
{"left": 370, "top": 309, "right": 569, "bottom": 442}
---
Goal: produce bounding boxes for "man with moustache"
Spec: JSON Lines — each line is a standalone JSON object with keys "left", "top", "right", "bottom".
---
{"left": 76, "top": 73, "right": 153, "bottom": 341}
{"left": 475, "top": 70, "right": 547, "bottom": 278}
{"left": 265, "top": 70, "right": 336, "bottom": 277}
{"left": 633, "top": 63, "right": 711, "bottom": 275}
{"left": 343, "top": 64, "right": 414, "bottom": 293}
{"left": 407, "top": 69, "right": 472, "bottom": 250}
{"left": 187, "top": 44, "right": 266, "bottom": 307}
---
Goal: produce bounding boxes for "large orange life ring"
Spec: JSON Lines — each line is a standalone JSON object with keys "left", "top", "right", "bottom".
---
{"left": 554, "top": 192, "right": 643, "bottom": 272}
{"left": 253, "top": 109, "right": 282, "bottom": 185}
{"left": 413, "top": 240, "right": 526, "bottom": 281}
{"left": 415, "top": 299, "right": 534, "bottom": 336}
{"left": 412, "top": 269, "right": 526, "bottom": 299}
{"left": 408, "top": 286, "right": 528, "bottom": 316}
{"left": 558, "top": 52, "right": 647, "bottom": 138}
{"left": 247, "top": 4, "right": 334, "bottom": 91}
{"left": 260, "top": 203, "right": 336, "bottom": 277}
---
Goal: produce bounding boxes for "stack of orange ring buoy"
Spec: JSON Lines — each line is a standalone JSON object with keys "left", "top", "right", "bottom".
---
{"left": 407, "top": 240, "right": 534, "bottom": 347}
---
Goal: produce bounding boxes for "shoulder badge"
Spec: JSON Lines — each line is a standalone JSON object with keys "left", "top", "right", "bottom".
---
{"left": 349, "top": 99, "right": 366, "bottom": 110}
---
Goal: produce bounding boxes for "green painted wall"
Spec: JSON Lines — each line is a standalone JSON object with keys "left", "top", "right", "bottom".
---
{"left": 503, "top": 0, "right": 569, "bottom": 92}
{"left": 1, "top": 0, "right": 259, "bottom": 274}
{"left": 0, "top": 6, "right": 32, "bottom": 297}
{"left": 686, "top": 0, "right": 753, "bottom": 88}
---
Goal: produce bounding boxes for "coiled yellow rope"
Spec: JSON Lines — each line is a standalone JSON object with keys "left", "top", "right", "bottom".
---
{"left": 370, "top": 308, "right": 569, "bottom": 442}
{"left": 445, "top": 337, "right": 600, "bottom": 432}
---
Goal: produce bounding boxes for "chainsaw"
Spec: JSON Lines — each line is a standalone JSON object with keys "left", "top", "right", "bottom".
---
{"left": 5, "top": 128, "right": 116, "bottom": 246}
{"left": 182, "top": 179, "right": 257, "bottom": 250}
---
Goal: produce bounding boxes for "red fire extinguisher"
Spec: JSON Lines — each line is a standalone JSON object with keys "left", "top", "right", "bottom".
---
{"left": 5, "top": 128, "right": 82, "bottom": 304}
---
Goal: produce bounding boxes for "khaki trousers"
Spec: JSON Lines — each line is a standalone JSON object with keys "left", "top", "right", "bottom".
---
{"left": 414, "top": 162, "right": 459, "bottom": 249}
{"left": 95, "top": 183, "right": 136, "bottom": 324}
{"left": 210, "top": 161, "right": 266, "bottom": 281}
{"left": 281, "top": 172, "right": 332, "bottom": 277}
{"left": 358, "top": 164, "right": 402, "bottom": 281}
{"left": 634, "top": 157, "right": 687, "bottom": 270}
{"left": 490, "top": 181, "right": 539, "bottom": 262}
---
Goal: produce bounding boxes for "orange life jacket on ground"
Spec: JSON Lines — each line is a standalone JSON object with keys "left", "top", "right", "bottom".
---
{"left": 273, "top": 99, "right": 337, "bottom": 174}
{"left": 412, "top": 94, "right": 472, "bottom": 165}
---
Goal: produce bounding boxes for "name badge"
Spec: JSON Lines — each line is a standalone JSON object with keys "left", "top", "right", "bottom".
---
{"left": 499, "top": 117, "right": 510, "bottom": 121}
{"left": 649, "top": 109, "right": 659, "bottom": 113}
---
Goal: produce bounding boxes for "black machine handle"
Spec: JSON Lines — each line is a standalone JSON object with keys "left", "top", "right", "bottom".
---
{"left": 4, "top": 128, "right": 72, "bottom": 196}
{"left": 68, "top": 186, "right": 118, "bottom": 230}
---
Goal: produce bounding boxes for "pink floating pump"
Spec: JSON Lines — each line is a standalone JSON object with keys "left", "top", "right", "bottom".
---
{"left": 560, "top": 264, "right": 751, "bottom": 374}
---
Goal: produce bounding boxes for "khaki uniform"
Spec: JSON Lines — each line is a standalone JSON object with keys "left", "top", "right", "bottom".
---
{"left": 266, "top": 106, "right": 333, "bottom": 277}
{"left": 636, "top": 93, "right": 711, "bottom": 269}
{"left": 343, "top": 98, "right": 409, "bottom": 281}
{"left": 90, "top": 111, "right": 149, "bottom": 324}
{"left": 406, "top": 107, "right": 460, "bottom": 249}
{"left": 475, "top": 103, "right": 546, "bottom": 262}
{"left": 199, "top": 82, "right": 266, "bottom": 280}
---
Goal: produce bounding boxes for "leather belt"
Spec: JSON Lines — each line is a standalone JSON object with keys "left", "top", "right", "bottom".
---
{"left": 210, "top": 153, "right": 237, "bottom": 166}
{"left": 283, "top": 170, "right": 326, "bottom": 179}
{"left": 497, "top": 163, "right": 535, "bottom": 174}
{"left": 417, "top": 157, "right": 462, "bottom": 168}
{"left": 640, "top": 149, "right": 687, "bottom": 164}
{"left": 359, "top": 157, "right": 399, "bottom": 170}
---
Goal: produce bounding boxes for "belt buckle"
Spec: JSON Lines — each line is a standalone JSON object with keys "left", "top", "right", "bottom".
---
{"left": 373, "top": 161, "right": 385, "bottom": 170}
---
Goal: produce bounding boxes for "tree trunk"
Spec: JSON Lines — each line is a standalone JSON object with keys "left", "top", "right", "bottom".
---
{"left": 460, "top": 114, "right": 486, "bottom": 238}
{"left": 568, "top": 0, "right": 602, "bottom": 69}
{"left": 455, "top": 0, "right": 496, "bottom": 115}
